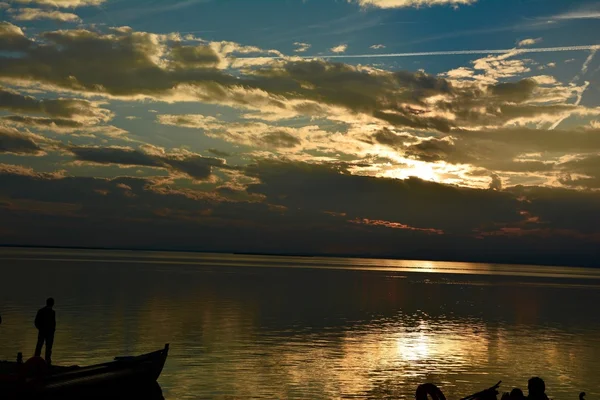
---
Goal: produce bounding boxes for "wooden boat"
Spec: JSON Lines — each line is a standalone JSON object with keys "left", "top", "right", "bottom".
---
{"left": 0, "top": 344, "right": 169, "bottom": 399}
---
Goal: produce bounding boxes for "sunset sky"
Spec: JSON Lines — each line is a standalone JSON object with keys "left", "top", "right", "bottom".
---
{"left": 1, "top": 0, "right": 600, "bottom": 265}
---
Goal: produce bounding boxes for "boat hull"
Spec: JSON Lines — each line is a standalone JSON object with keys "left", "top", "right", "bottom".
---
{"left": 1, "top": 344, "right": 169, "bottom": 399}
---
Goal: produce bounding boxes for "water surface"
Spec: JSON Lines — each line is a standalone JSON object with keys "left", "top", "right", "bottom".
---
{"left": 1, "top": 248, "right": 599, "bottom": 399}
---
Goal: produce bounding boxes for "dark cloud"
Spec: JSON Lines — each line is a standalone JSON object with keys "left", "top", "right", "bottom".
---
{"left": 2, "top": 162, "right": 599, "bottom": 266}
{"left": 0, "top": 87, "right": 110, "bottom": 120}
{"left": 0, "top": 127, "right": 44, "bottom": 155}
{"left": 0, "top": 166, "right": 365, "bottom": 254}
{"left": 0, "top": 28, "right": 237, "bottom": 97}
{"left": 373, "top": 110, "right": 453, "bottom": 133}
{"left": 483, "top": 160, "right": 556, "bottom": 173}
{"left": 260, "top": 131, "right": 301, "bottom": 148}
{"left": 489, "top": 174, "right": 503, "bottom": 191}
{"left": 164, "top": 155, "right": 226, "bottom": 180}
{"left": 404, "top": 138, "right": 464, "bottom": 163}
{"left": 434, "top": 77, "right": 590, "bottom": 128}
{"left": 170, "top": 44, "right": 221, "bottom": 69}
{"left": 70, "top": 147, "right": 162, "bottom": 168}
{"left": 400, "top": 127, "right": 600, "bottom": 174}
{"left": 372, "top": 128, "right": 415, "bottom": 148}
{"left": 507, "top": 185, "right": 600, "bottom": 235}
{"left": 69, "top": 146, "right": 228, "bottom": 180}
{"left": 489, "top": 78, "right": 537, "bottom": 103}
{"left": 458, "top": 128, "right": 600, "bottom": 153}
{"left": 558, "top": 155, "right": 600, "bottom": 188}
{"left": 208, "top": 148, "right": 231, "bottom": 157}
{"left": 0, "top": 22, "right": 32, "bottom": 51}
{"left": 2, "top": 115, "right": 85, "bottom": 129}
{"left": 402, "top": 136, "right": 551, "bottom": 173}
{"left": 245, "top": 160, "right": 523, "bottom": 234}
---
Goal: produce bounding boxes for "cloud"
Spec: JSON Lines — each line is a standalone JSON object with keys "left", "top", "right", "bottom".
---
{"left": 0, "top": 87, "right": 120, "bottom": 135}
{"left": 558, "top": 155, "right": 600, "bottom": 189}
{"left": 208, "top": 148, "right": 231, "bottom": 157}
{"left": 8, "top": 8, "right": 81, "bottom": 22}
{"left": 517, "top": 38, "right": 541, "bottom": 47}
{"left": 10, "top": 0, "right": 105, "bottom": 7}
{"left": 370, "top": 44, "right": 386, "bottom": 49}
{"left": 245, "top": 160, "right": 523, "bottom": 234}
{"left": 581, "top": 49, "right": 597, "bottom": 75}
{"left": 396, "top": 125, "right": 600, "bottom": 179}
{"left": 158, "top": 114, "right": 307, "bottom": 150}
{"left": 488, "top": 78, "right": 538, "bottom": 101}
{"left": 2, "top": 22, "right": 600, "bottom": 194}
{"left": 69, "top": 145, "right": 230, "bottom": 180}
{"left": 293, "top": 42, "right": 311, "bottom": 53}
{"left": 489, "top": 173, "right": 502, "bottom": 190}
{"left": 351, "top": 0, "right": 477, "bottom": 8}
{"left": 471, "top": 50, "right": 531, "bottom": 81}
{"left": 0, "top": 126, "right": 44, "bottom": 155}
{"left": 0, "top": 87, "right": 112, "bottom": 122}
{"left": 1, "top": 24, "right": 596, "bottom": 138}
{"left": 505, "top": 185, "right": 600, "bottom": 236}
{"left": 372, "top": 128, "right": 417, "bottom": 148}
{"left": 0, "top": 21, "right": 31, "bottom": 51}
{"left": 2, "top": 115, "right": 85, "bottom": 130}
{"left": 169, "top": 43, "right": 222, "bottom": 69}
{"left": 2, "top": 161, "right": 600, "bottom": 266}
{"left": 330, "top": 44, "right": 348, "bottom": 54}
{"left": 548, "top": 7, "right": 600, "bottom": 21}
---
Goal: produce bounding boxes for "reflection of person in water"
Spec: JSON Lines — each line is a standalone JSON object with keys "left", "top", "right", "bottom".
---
{"left": 34, "top": 297, "right": 56, "bottom": 365}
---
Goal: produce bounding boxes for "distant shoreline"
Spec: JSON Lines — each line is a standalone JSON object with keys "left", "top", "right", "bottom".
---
{"left": 0, "top": 244, "right": 597, "bottom": 269}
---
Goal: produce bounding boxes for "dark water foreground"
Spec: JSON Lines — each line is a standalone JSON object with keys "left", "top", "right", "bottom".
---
{"left": 1, "top": 248, "right": 600, "bottom": 399}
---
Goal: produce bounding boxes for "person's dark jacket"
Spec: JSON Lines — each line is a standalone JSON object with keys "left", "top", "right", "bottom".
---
{"left": 35, "top": 306, "right": 55, "bottom": 334}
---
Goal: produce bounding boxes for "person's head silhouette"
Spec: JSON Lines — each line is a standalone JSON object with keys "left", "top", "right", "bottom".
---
{"left": 46, "top": 298, "right": 54, "bottom": 308}
{"left": 528, "top": 377, "right": 546, "bottom": 398}
{"left": 511, "top": 388, "right": 524, "bottom": 400}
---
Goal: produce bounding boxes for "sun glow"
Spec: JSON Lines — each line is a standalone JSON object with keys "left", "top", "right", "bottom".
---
{"left": 382, "top": 160, "right": 441, "bottom": 182}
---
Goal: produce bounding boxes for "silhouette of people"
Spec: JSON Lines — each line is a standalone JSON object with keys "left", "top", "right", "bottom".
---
{"left": 510, "top": 388, "right": 525, "bottom": 400}
{"left": 502, "top": 387, "right": 525, "bottom": 400}
{"left": 527, "top": 377, "right": 549, "bottom": 400}
{"left": 34, "top": 297, "right": 56, "bottom": 365}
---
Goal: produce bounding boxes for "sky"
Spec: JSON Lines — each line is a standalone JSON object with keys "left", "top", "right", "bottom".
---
{"left": 1, "top": 0, "right": 600, "bottom": 266}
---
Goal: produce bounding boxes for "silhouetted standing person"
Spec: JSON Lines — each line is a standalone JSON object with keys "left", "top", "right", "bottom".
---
{"left": 527, "top": 377, "right": 549, "bottom": 400}
{"left": 34, "top": 298, "right": 56, "bottom": 365}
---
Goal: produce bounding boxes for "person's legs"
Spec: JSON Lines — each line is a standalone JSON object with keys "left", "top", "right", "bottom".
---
{"left": 34, "top": 331, "right": 44, "bottom": 357}
{"left": 45, "top": 333, "right": 54, "bottom": 365}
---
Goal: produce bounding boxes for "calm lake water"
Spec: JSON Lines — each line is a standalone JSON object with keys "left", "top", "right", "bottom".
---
{"left": 1, "top": 248, "right": 600, "bottom": 399}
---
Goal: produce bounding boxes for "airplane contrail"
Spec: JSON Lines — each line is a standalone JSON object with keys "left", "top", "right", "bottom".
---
{"left": 242, "top": 44, "right": 600, "bottom": 60}
{"left": 322, "top": 44, "right": 600, "bottom": 59}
